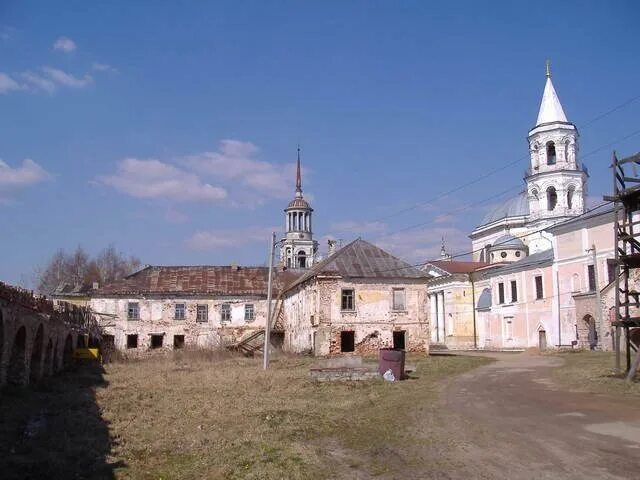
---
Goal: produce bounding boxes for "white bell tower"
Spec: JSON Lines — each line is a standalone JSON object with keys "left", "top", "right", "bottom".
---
{"left": 280, "top": 147, "right": 318, "bottom": 269}
{"left": 526, "top": 61, "right": 587, "bottom": 226}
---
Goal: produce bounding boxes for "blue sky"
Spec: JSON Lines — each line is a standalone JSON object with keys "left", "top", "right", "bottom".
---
{"left": 1, "top": 1, "right": 639, "bottom": 286}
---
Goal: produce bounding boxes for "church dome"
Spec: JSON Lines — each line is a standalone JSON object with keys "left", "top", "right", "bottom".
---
{"left": 481, "top": 192, "right": 529, "bottom": 226}
{"left": 287, "top": 197, "right": 311, "bottom": 209}
{"left": 490, "top": 234, "right": 526, "bottom": 251}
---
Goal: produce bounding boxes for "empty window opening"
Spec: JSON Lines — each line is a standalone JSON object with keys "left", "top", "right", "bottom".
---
{"left": 340, "top": 331, "right": 355, "bottom": 352}
{"left": 221, "top": 303, "right": 231, "bottom": 322}
{"left": 127, "top": 302, "right": 139, "bottom": 320}
{"left": 546, "top": 142, "right": 556, "bottom": 165}
{"left": 126, "top": 334, "right": 138, "bottom": 349}
{"left": 297, "top": 251, "right": 307, "bottom": 269}
{"left": 588, "top": 265, "right": 596, "bottom": 292}
{"left": 547, "top": 187, "right": 557, "bottom": 211}
{"left": 567, "top": 186, "right": 575, "bottom": 209}
{"left": 498, "top": 282, "right": 505, "bottom": 304}
{"left": 393, "top": 330, "right": 406, "bottom": 350}
{"left": 175, "top": 303, "right": 186, "bottom": 320}
{"left": 244, "top": 304, "right": 255, "bottom": 322}
{"left": 173, "top": 335, "right": 185, "bottom": 349}
{"left": 392, "top": 288, "right": 406, "bottom": 311}
{"left": 535, "top": 275, "right": 544, "bottom": 300}
{"left": 341, "top": 289, "right": 355, "bottom": 311}
{"left": 150, "top": 334, "right": 163, "bottom": 349}
{"left": 196, "top": 304, "right": 208, "bottom": 322}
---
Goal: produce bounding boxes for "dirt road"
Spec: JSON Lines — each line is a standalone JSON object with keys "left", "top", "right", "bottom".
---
{"left": 442, "top": 352, "right": 640, "bottom": 479}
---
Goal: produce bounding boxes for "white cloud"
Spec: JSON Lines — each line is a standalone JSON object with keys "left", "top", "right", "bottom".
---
{"left": 53, "top": 36, "right": 76, "bottom": 53}
{"left": 22, "top": 71, "right": 56, "bottom": 93}
{"left": 97, "top": 158, "right": 227, "bottom": 203}
{"left": 0, "top": 158, "right": 51, "bottom": 203}
{"left": 41, "top": 67, "right": 92, "bottom": 88}
{"left": 184, "top": 140, "right": 297, "bottom": 204}
{"left": 375, "top": 226, "right": 471, "bottom": 264}
{"left": 186, "top": 226, "right": 278, "bottom": 250}
{"left": 92, "top": 62, "right": 117, "bottom": 73}
{"left": 0, "top": 73, "right": 22, "bottom": 94}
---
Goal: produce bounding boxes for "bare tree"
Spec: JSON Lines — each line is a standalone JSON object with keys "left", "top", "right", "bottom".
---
{"left": 36, "top": 245, "right": 141, "bottom": 294}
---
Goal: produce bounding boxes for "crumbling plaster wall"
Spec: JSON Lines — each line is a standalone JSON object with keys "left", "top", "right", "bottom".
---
{"left": 90, "top": 296, "right": 269, "bottom": 353}
{"left": 283, "top": 277, "right": 429, "bottom": 356}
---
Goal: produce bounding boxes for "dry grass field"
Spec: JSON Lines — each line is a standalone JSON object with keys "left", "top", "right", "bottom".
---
{"left": 552, "top": 350, "right": 640, "bottom": 396}
{"left": 0, "top": 351, "right": 491, "bottom": 480}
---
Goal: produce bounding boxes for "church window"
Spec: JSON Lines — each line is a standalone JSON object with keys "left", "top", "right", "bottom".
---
{"left": 297, "top": 251, "right": 307, "bottom": 268}
{"left": 511, "top": 280, "right": 518, "bottom": 303}
{"left": 607, "top": 259, "right": 617, "bottom": 283}
{"left": 535, "top": 276, "right": 544, "bottom": 300}
{"left": 588, "top": 265, "right": 596, "bottom": 292}
{"left": 546, "top": 142, "right": 556, "bottom": 165}
{"left": 501, "top": 252, "right": 507, "bottom": 259}
{"left": 515, "top": 251, "right": 521, "bottom": 258}
{"left": 547, "top": 187, "right": 557, "bottom": 211}
{"left": 567, "top": 186, "right": 575, "bottom": 209}
{"left": 498, "top": 282, "right": 505, "bottom": 304}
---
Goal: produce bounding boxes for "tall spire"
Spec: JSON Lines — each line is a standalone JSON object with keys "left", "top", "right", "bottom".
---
{"left": 295, "top": 145, "right": 303, "bottom": 198}
{"left": 536, "top": 61, "right": 568, "bottom": 125}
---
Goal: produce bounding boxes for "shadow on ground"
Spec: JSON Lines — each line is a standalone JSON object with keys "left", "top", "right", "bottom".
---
{"left": 0, "top": 363, "right": 120, "bottom": 480}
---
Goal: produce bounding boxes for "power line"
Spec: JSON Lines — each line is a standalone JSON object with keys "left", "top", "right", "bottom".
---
{"left": 370, "top": 93, "right": 640, "bottom": 224}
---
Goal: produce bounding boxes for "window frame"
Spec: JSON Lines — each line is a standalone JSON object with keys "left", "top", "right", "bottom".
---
{"left": 498, "top": 282, "right": 505, "bottom": 305}
{"left": 510, "top": 280, "right": 518, "bottom": 303}
{"left": 127, "top": 302, "right": 139, "bottom": 321}
{"left": 174, "top": 303, "right": 186, "bottom": 320}
{"left": 244, "top": 303, "right": 255, "bottom": 322}
{"left": 392, "top": 288, "right": 406, "bottom": 311}
{"left": 587, "top": 264, "right": 596, "bottom": 292}
{"left": 535, "top": 275, "right": 544, "bottom": 300}
{"left": 341, "top": 289, "right": 355, "bottom": 311}
{"left": 196, "top": 304, "right": 208, "bottom": 322}
{"left": 220, "top": 303, "right": 231, "bottom": 322}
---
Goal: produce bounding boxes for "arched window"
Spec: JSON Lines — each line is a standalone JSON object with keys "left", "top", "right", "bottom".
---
{"left": 567, "top": 186, "right": 575, "bottom": 209}
{"left": 547, "top": 186, "right": 557, "bottom": 211}
{"left": 286, "top": 248, "right": 292, "bottom": 268}
{"left": 546, "top": 142, "right": 556, "bottom": 165}
{"left": 297, "top": 251, "right": 307, "bottom": 269}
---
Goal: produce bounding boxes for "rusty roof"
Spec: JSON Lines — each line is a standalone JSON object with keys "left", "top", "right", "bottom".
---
{"left": 287, "top": 239, "right": 429, "bottom": 290}
{"left": 93, "top": 266, "right": 301, "bottom": 297}
{"left": 428, "top": 260, "right": 489, "bottom": 275}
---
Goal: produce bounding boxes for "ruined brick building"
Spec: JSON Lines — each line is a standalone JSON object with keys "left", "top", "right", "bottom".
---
{"left": 88, "top": 151, "right": 430, "bottom": 355}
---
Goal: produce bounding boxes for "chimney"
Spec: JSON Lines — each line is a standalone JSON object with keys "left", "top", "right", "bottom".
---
{"left": 328, "top": 239, "right": 337, "bottom": 256}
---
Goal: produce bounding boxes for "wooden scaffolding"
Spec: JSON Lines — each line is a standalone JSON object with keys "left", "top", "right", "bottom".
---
{"left": 608, "top": 151, "right": 640, "bottom": 380}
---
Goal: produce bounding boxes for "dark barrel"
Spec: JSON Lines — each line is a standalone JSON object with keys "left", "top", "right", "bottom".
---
{"left": 378, "top": 348, "right": 405, "bottom": 380}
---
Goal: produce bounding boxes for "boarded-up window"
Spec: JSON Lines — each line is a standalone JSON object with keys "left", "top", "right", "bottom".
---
{"left": 392, "top": 288, "right": 406, "bottom": 310}
{"left": 341, "top": 289, "right": 355, "bottom": 311}
{"left": 340, "top": 331, "right": 355, "bottom": 352}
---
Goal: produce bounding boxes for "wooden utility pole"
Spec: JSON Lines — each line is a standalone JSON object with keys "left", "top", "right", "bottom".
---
{"left": 263, "top": 232, "right": 276, "bottom": 370}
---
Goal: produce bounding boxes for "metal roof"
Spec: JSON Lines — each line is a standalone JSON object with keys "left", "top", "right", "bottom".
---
{"left": 94, "top": 266, "right": 301, "bottom": 297}
{"left": 490, "top": 233, "right": 526, "bottom": 250}
{"left": 479, "top": 192, "right": 529, "bottom": 226}
{"left": 287, "top": 239, "right": 429, "bottom": 290}
{"left": 476, "top": 288, "right": 492, "bottom": 310}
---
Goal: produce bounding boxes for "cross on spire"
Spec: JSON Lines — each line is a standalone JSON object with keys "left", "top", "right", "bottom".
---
{"left": 545, "top": 59, "right": 551, "bottom": 78}
{"left": 295, "top": 145, "right": 303, "bottom": 198}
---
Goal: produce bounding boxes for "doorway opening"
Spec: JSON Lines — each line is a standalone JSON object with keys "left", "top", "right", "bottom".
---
{"left": 538, "top": 330, "right": 547, "bottom": 351}
{"left": 393, "top": 330, "right": 406, "bottom": 350}
{"left": 340, "top": 331, "right": 355, "bottom": 352}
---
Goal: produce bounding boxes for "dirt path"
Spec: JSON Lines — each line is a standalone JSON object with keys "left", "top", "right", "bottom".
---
{"left": 440, "top": 352, "right": 640, "bottom": 479}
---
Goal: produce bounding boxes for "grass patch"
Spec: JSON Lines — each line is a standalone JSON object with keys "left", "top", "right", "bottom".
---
{"left": 551, "top": 350, "right": 640, "bottom": 397}
{"left": 1, "top": 351, "right": 491, "bottom": 479}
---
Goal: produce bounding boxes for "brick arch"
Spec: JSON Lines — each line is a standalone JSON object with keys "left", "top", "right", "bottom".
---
{"left": 7, "top": 326, "right": 27, "bottom": 386}
{"left": 44, "top": 338, "right": 54, "bottom": 376}
{"left": 29, "top": 324, "right": 44, "bottom": 384}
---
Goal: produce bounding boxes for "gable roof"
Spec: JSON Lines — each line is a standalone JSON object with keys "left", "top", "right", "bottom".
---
{"left": 287, "top": 239, "right": 429, "bottom": 290}
{"left": 94, "top": 266, "right": 301, "bottom": 297}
